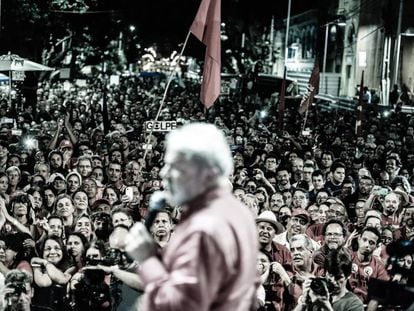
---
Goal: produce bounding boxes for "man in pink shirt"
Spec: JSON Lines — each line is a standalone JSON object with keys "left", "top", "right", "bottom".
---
{"left": 125, "top": 123, "right": 259, "bottom": 311}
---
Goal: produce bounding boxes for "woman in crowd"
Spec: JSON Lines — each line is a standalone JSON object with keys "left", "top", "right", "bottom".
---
{"left": 91, "top": 166, "right": 105, "bottom": 185}
{"left": 66, "top": 232, "right": 88, "bottom": 272}
{"left": 66, "top": 171, "right": 82, "bottom": 195}
{"left": 72, "top": 190, "right": 89, "bottom": 216}
{"left": 44, "top": 185, "right": 57, "bottom": 213}
{"left": 72, "top": 214, "right": 95, "bottom": 242}
{"left": 0, "top": 173, "right": 10, "bottom": 205}
{"left": 6, "top": 166, "right": 21, "bottom": 196}
{"left": 54, "top": 194, "right": 76, "bottom": 236}
{"left": 8, "top": 194, "right": 36, "bottom": 237}
{"left": 31, "top": 236, "right": 72, "bottom": 310}
{"left": 36, "top": 215, "right": 66, "bottom": 250}
{"left": 103, "top": 186, "right": 120, "bottom": 206}
{"left": 27, "top": 187, "right": 46, "bottom": 217}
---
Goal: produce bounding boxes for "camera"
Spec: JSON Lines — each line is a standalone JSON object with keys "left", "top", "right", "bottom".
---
{"left": 70, "top": 269, "right": 111, "bottom": 311}
{"left": 309, "top": 277, "right": 334, "bottom": 297}
{"left": 86, "top": 248, "right": 123, "bottom": 267}
{"left": 5, "top": 281, "right": 26, "bottom": 299}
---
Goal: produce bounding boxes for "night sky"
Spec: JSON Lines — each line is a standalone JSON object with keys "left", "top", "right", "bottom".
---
{"left": 119, "top": 0, "right": 318, "bottom": 52}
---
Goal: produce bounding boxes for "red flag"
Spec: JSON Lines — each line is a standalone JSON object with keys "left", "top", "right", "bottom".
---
{"left": 190, "top": 0, "right": 221, "bottom": 108}
{"left": 278, "top": 67, "right": 287, "bottom": 130}
{"left": 298, "top": 61, "right": 320, "bottom": 115}
{"left": 355, "top": 71, "right": 365, "bottom": 135}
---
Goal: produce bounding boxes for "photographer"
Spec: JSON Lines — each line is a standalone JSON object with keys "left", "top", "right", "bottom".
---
{"left": 0, "top": 269, "right": 46, "bottom": 311}
{"left": 366, "top": 239, "right": 414, "bottom": 310}
{"left": 294, "top": 249, "right": 363, "bottom": 311}
{"left": 95, "top": 225, "right": 143, "bottom": 311}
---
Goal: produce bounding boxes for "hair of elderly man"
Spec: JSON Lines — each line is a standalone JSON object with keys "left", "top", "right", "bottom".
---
{"left": 165, "top": 123, "right": 233, "bottom": 180}
{"left": 290, "top": 233, "right": 315, "bottom": 252}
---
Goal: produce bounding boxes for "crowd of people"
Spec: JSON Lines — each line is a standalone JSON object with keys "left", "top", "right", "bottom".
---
{"left": 0, "top": 70, "right": 412, "bottom": 311}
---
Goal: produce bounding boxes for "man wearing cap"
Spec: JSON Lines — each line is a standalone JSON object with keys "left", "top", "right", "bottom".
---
{"left": 274, "top": 208, "right": 320, "bottom": 250}
{"left": 49, "top": 173, "right": 66, "bottom": 195}
{"left": 256, "top": 211, "right": 292, "bottom": 311}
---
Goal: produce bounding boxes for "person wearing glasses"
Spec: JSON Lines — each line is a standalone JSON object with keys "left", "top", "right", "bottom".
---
{"left": 313, "top": 220, "right": 349, "bottom": 276}
{"left": 274, "top": 209, "right": 320, "bottom": 250}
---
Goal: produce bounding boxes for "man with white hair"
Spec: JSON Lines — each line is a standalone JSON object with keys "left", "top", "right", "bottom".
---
{"left": 125, "top": 123, "right": 258, "bottom": 310}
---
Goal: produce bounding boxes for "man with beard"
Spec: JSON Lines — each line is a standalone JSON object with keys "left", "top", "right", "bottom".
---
{"left": 276, "top": 166, "right": 292, "bottom": 192}
{"left": 264, "top": 154, "right": 280, "bottom": 176}
{"left": 124, "top": 123, "right": 258, "bottom": 310}
{"left": 243, "top": 142, "right": 260, "bottom": 167}
{"left": 380, "top": 192, "right": 401, "bottom": 227}
{"left": 291, "top": 188, "right": 309, "bottom": 210}
{"left": 256, "top": 211, "right": 291, "bottom": 311}
{"left": 269, "top": 193, "right": 284, "bottom": 214}
{"left": 274, "top": 209, "right": 319, "bottom": 250}
{"left": 294, "top": 249, "right": 364, "bottom": 311}
{"left": 342, "top": 176, "right": 374, "bottom": 223}
{"left": 123, "top": 160, "right": 142, "bottom": 185}
{"left": 349, "top": 227, "right": 389, "bottom": 303}
{"left": 150, "top": 211, "right": 173, "bottom": 249}
{"left": 313, "top": 220, "right": 349, "bottom": 275}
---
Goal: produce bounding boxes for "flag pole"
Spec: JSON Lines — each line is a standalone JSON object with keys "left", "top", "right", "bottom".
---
{"left": 301, "top": 106, "right": 309, "bottom": 134}
{"left": 279, "top": 0, "right": 291, "bottom": 130}
{"left": 141, "top": 30, "right": 192, "bottom": 166}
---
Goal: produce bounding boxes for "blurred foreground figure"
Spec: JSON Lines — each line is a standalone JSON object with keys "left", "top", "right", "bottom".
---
{"left": 126, "top": 122, "right": 258, "bottom": 310}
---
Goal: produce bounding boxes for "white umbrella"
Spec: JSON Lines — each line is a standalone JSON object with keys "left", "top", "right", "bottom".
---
{"left": 0, "top": 53, "right": 54, "bottom": 72}
{"left": 0, "top": 53, "right": 54, "bottom": 104}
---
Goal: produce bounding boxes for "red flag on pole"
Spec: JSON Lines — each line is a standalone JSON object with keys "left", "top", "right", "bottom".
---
{"left": 190, "top": 0, "right": 221, "bottom": 108}
{"left": 355, "top": 70, "right": 365, "bottom": 135}
{"left": 278, "top": 67, "right": 287, "bottom": 130}
{"left": 298, "top": 61, "right": 320, "bottom": 115}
